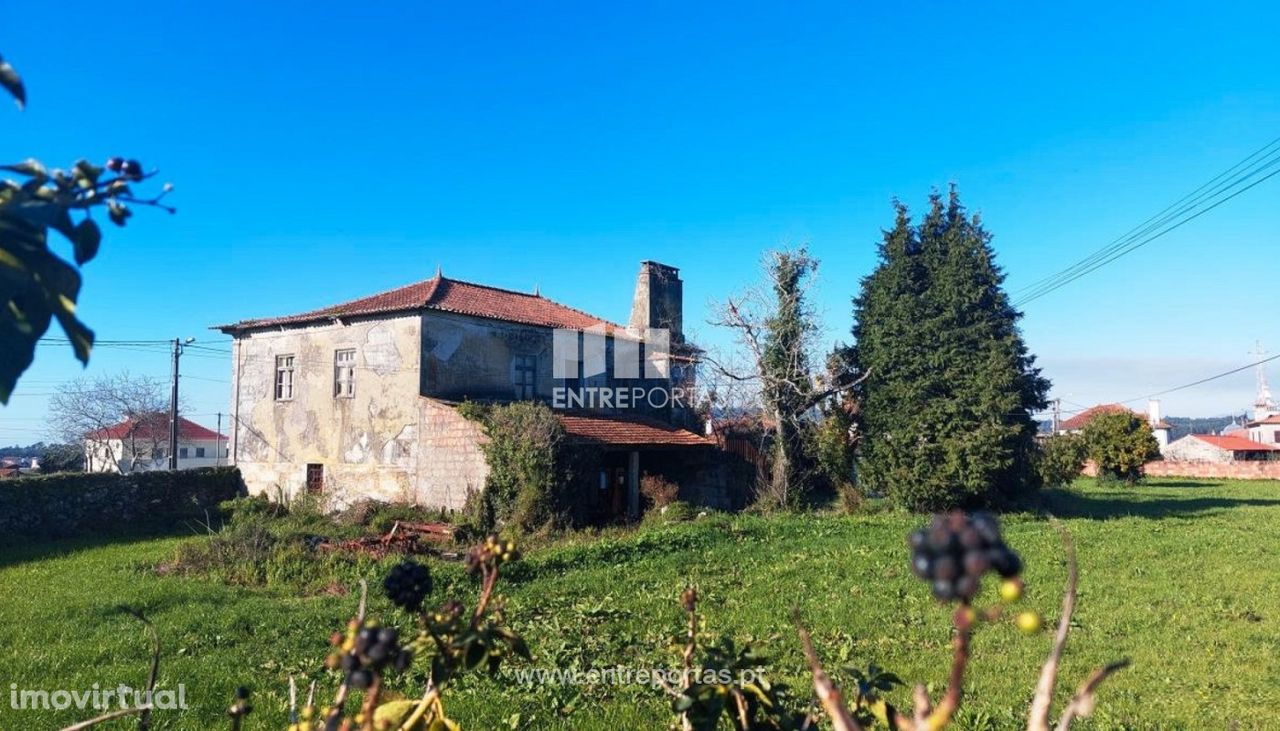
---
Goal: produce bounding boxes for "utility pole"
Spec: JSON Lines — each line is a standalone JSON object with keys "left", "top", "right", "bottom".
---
{"left": 168, "top": 337, "right": 194, "bottom": 470}
{"left": 216, "top": 412, "right": 222, "bottom": 466}
{"left": 1051, "top": 397, "right": 1062, "bottom": 434}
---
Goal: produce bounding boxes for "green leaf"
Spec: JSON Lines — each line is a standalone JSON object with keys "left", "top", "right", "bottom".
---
{"left": 72, "top": 218, "right": 101, "bottom": 265}
{"left": 0, "top": 211, "right": 95, "bottom": 403}
{"left": 0, "top": 55, "right": 25, "bottom": 110}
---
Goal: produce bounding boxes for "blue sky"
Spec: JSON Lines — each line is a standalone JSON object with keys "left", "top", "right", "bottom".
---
{"left": 3, "top": 1, "right": 1279, "bottom": 443}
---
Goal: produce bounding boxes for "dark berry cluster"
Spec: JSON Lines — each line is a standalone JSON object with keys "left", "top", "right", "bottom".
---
{"left": 383, "top": 560, "right": 433, "bottom": 612}
{"left": 909, "top": 511, "right": 1022, "bottom": 602}
{"left": 328, "top": 624, "right": 412, "bottom": 690}
{"left": 104, "top": 156, "right": 145, "bottom": 180}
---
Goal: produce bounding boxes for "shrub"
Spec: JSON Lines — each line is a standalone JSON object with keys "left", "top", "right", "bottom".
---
{"left": 640, "top": 472, "right": 680, "bottom": 509}
{"left": 642, "top": 499, "right": 695, "bottom": 525}
{"left": 1036, "top": 433, "right": 1086, "bottom": 487}
{"left": 472, "top": 401, "right": 565, "bottom": 532}
{"left": 1081, "top": 411, "right": 1161, "bottom": 484}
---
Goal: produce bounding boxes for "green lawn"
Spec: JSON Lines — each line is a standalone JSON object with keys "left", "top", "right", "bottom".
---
{"left": 2, "top": 479, "right": 1279, "bottom": 730}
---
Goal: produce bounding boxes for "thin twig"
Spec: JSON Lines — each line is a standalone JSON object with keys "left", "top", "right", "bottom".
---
{"left": 325, "top": 581, "right": 370, "bottom": 729}
{"left": 1054, "top": 660, "right": 1130, "bottom": 730}
{"left": 793, "top": 612, "right": 863, "bottom": 731}
{"left": 59, "top": 705, "right": 151, "bottom": 731}
{"left": 1027, "top": 520, "right": 1078, "bottom": 731}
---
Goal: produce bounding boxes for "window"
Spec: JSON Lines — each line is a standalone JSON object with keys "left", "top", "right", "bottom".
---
{"left": 275, "top": 355, "right": 295, "bottom": 400}
{"left": 195, "top": 447, "right": 206, "bottom": 458}
{"left": 513, "top": 355, "right": 537, "bottom": 399}
{"left": 306, "top": 463, "right": 324, "bottom": 495}
{"left": 334, "top": 349, "right": 356, "bottom": 398}
{"left": 178, "top": 447, "right": 188, "bottom": 458}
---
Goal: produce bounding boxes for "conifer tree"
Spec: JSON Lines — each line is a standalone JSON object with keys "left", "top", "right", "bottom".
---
{"left": 851, "top": 189, "right": 1048, "bottom": 510}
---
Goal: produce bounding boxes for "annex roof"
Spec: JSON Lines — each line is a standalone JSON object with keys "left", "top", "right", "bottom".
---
{"left": 559, "top": 412, "right": 713, "bottom": 448}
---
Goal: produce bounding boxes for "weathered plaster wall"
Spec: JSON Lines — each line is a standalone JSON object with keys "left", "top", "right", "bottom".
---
{"left": 420, "top": 311, "right": 555, "bottom": 401}
{"left": 231, "top": 314, "right": 424, "bottom": 506}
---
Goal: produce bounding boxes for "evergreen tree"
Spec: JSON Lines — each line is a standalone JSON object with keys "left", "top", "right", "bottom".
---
{"left": 851, "top": 189, "right": 1048, "bottom": 510}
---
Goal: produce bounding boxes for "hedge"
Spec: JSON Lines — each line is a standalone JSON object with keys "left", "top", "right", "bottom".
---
{"left": 0, "top": 466, "right": 245, "bottom": 542}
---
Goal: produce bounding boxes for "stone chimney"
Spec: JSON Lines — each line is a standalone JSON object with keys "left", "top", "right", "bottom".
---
{"left": 628, "top": 261, "right": 683, "bottom": 342}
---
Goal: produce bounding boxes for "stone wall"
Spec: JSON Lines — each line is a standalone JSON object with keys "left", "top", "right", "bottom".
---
{"left": 415, "top": 399, "right": 489, "bottom": 511}
{"left": 1083, "top": 459, "right": 1280, "bottom": 480}
{"left": 0, "top": 467, "right": 244, "bottom": 542}
{"left": 1143, "top": 460, "right": 1280, "bottom": 480}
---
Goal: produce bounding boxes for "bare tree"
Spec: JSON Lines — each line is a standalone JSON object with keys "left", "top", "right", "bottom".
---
{"left": 48, "top": 371, "right": 169, "bottom": 472}
{"left": 706, "top": 248, "right": 866, "bottom": 508}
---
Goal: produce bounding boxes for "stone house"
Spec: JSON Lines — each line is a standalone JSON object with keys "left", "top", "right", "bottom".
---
{"left": 215, "top": 261, "right": 720, "bottom": 519}
{"left": 1162, "top": 433, "right": 1279, "bottom": 463}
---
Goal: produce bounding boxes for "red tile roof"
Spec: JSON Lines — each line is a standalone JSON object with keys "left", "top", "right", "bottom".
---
{"left": 1059, "top": 404, "right": 1145, "bottom": 431}
{"left": 88, "top": 414, "right": 225, "bottom": 441}
{"left": 559, "top": 412, "right": 712, "bottom": 448}
{"left": 1190, "top": 434, "right": 1279, "bottom": 452}
{"left": 1248, "top": 414, "right": 1280, "bottom": 426}
{"left": 217, "top": 276, "right": 620, "bottom": 333}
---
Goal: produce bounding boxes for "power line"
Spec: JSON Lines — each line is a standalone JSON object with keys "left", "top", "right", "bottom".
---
{"left": 1114, "top": 353, "right": 1280, "bottom": 405}
{"left": 1014, "top": 137, "right": 1280, "bottom": 305}
{"left": 1013, "top": 135, "right": 1280, "bottom": 297}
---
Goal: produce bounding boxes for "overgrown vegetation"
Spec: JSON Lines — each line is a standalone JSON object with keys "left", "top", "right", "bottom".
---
{"left": 710, "top": 249, "right": 865, "bottom": 511}
{"left": 462, "top": 400, "right": 599, "bottom": 532}
{"left": 1081, "top": 411, "right": 1161, "bottom": 484}
{"left": 7, "top": 478, "right": 1272, "bottom": 729}
{"left": 851, "top": 190, "right": 1049, "bottom": 511}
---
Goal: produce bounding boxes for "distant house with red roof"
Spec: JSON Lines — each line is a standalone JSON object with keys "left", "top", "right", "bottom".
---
{"left": 1055, "top": 401, "right": 1172, "bottom": 449}
{"left": 85, "top": 413, "right": 228, "bottom": 473}
{"left": 215, "top": 261, "right": 715, "bottom": 520}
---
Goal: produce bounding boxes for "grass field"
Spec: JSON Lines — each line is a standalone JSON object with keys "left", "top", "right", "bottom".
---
{"left": 2, "top": 478, "right": 1279, "bottom": 730}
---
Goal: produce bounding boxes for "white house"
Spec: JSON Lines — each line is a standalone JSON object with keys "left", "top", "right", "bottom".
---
{"left": 85, "top": 413, "right": 228, "bottom": 473}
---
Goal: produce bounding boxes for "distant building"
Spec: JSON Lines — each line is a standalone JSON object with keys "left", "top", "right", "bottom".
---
{"left": 1162, "top": 433, "right": 1280, "bottom": 463}
{"left": 85, "top": 414, "right": 228, "bottom": 473}
{"left": 1056, "top": 401, "right": 1171, "bottom": 448}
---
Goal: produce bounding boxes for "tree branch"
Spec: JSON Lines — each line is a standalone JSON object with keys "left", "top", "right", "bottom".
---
{"left": 794, "top": 612, "right": 863, "bottom": 731}
{"left": 1027, "top": 520, "right": 1077, "bottom": 731}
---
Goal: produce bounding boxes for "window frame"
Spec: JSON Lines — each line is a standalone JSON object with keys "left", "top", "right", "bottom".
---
{"left": 513, "top": 354, "right": 537, "bottom": 400}
{"left": 275, "top": 354, "right": 296, "bottom": 401}
{"left": 334, "top": 348, "right": 356, "bottom": 399}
